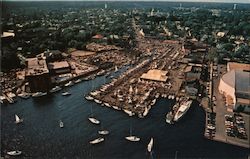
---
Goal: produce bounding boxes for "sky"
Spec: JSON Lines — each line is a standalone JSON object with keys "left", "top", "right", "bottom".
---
{"left": 5, "top": 0, "right": 250, "bottom": 3}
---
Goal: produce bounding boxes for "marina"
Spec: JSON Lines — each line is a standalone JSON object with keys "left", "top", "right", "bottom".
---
{"left": 1, "top": 76, "right": 249, "bottom": 158}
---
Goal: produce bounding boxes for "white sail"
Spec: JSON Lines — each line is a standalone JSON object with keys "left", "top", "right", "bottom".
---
{"left": 15, "top": 114, "right": 23, "bottom": 124}
{"left": 147, "top": 138, "right": 154, "bottom": 152}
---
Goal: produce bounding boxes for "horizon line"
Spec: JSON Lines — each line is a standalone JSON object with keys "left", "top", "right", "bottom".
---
{"left": 3, "top": 0, "right": 250, "bottom": 4}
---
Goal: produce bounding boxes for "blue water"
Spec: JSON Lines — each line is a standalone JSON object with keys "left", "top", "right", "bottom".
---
{"left": 1, "top": 69, "right": 249, "bottom": 158}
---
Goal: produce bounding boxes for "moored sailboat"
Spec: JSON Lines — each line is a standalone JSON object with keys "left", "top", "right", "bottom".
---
{"left": 15, "top": 114, "right": 23, "bottom": 124}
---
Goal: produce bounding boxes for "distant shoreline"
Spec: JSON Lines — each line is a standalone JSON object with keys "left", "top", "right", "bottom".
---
{"left": 2, "top": 0, "right": 250, "bottom": 5}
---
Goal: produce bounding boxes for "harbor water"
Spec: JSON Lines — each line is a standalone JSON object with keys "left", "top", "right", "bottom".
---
{"left": 1, "top": 69, "right": 249, "bottom": 158}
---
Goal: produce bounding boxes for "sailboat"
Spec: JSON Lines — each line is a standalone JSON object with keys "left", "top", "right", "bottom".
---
{"left": 59, "top": 120, "right": 64, "bottom": 128}
{"left": 15, "top": 114, "right": 23, "bottom": 124}
{"left": 147, "top": 138, "right": 154, "bottom": 152}
{"left": 125, "top": 124, "right": 140, "bottom": 142}
{"left": 88, "top": 105, "right": 100, "bottom": 125}
{"left": 7, "top": 150, "right": 22, "bottom": 156}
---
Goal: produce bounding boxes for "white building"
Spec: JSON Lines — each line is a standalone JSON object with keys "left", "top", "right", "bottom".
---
{"left": 218, "top": 63, "right": 250, "bottom": 113}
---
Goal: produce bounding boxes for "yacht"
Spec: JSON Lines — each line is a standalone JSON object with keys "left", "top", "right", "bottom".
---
{"left": 49, "top": 86, "right": 62, "bottom": 93}
{"left": 15, "top": 114, "right": 23, "bottom": 124}
{"left": 32, "top": 92, "right": 47, "bottom": 97}
{"left": 173, "top": 100, "right": 192, "bottom": 122}
{"left": 147, "top": 138, "right": 154, "bottom": 152}
{"left": 89, "top": 137, "right": 104, "bottom": 144}
{"left": 88, "top": 117, "right": 100, "bottom": 125}
{"left": 7, "top": 150, "right": 22, "bottom": 156}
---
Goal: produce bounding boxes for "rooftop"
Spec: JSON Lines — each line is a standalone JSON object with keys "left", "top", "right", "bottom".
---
{"left": 227, "top": 62, "right": 250, "bottom": 72}
{"left": 48, "top": 61, "right": 70, "bottom": 70}
{"left": 221, "top": 69, "right": 250, "bottom": 99}
{"left": 140, "top": 69, "right": 168, "bottom": 82}
{"left": 26, "top": 58, "right": 49, "bottom": 76}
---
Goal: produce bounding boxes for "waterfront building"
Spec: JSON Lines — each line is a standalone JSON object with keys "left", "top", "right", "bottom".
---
{"left": 25, "top": 57, "right": 51, "bottom": 92}
{"left": 218, "top": 62, "right": 250, "bottom": 113}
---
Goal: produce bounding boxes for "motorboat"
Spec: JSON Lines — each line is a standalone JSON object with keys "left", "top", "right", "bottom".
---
{"left": 62, "top": 91, "right": 71, "bottom": 96}
{"left": 89, "top": 137, "right": 104, "bottom": 144}
{"left": 15, "top": 114, "right": 23, "bottom": 124}
{"left": 7, "top": 150, "right": 22, "bottom": 156}
{"left": 32, "top": 92, "right": 47, "bottom": 97}
{"left": 88, "top": 117, "right": 100, "bottom": 125}
{"left": 173, "top": 100, "right": 192, "bottom": 122}
{"left": 49, "top": 86, "right": 62, "bottom": 93}
{"left": 147, "top": 138, "right": 154, "bottom": 152}
{"left": 85, "top": 95, "right": 94, "bottom": 101}
{"left": 59, "top": 120, "right": 64, "bottom": 128}
{"left": 98, "top": 130, "right": 109, "bottom": 135}
{"left": 64, "top": 81, "right": 74, "bottom": 87}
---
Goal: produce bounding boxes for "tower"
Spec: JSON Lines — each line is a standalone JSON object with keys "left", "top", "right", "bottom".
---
{"left": 233, "top": 4, "right": 237, "bottom": 10}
